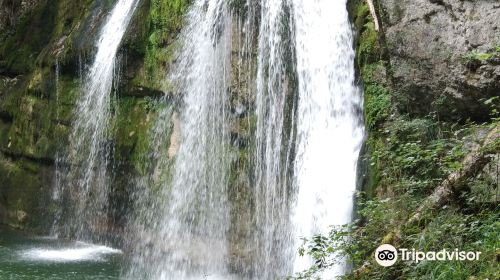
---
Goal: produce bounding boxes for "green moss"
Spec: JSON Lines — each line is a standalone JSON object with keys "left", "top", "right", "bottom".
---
{"left": 364, "top": 84, "right": 390, "bottom": 130}
{"left": 357, "top": 21, "right": 380, "bottom": 66}
{"left": 352, "top": 0, "right": 383, "bottom": 68}
{"left": 354, "top": 2, "right": 370, "bottom": 32}
{"left": 55, "top": 77, "right": 79, "bottom": 122}
{"left": 2, "top": 92, "right": 59, "bottom": 159}
{"left": 0, "top": 1, "right": 55, "bottom": 73}
{"left": 127, "top": 0, "right": 188, "bottom": 89}
{"left": 464, "top": 52, "right": 494, "bottom": 62}
{"left": 0, "top": 120, "right": 10, "bottom": 147}
{"left": 112, "top": 97, "right": 164, "bottom": 174}
{"left": 0, "top": 0, "right": 188, "bottom": 232}
{"left": 362, "top": 137, "right": 382, "bottom": 197}
{"left": 361, "top": 63, "right": 391, "bottom": 131}
{"left": 0, "top": 155, "right": 49, "bottom": 230}
{"left": 352, "top": 0, "right": 393, "bottom": 197}
{"left": 463, "top": 47, "right": 499, "bottom": 64}
{"left": 0, "top": 0, "right": 103, "bottom": 160}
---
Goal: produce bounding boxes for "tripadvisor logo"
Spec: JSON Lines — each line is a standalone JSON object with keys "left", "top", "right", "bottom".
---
{"left": 375, "top": 244, "right": 398, "bottom": 267}
{"left": 374, "top": 244, "right": 482, "bottom": 267}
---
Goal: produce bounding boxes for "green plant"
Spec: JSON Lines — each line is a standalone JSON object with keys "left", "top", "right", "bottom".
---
{"left": 365, "top": 84, "right": 391, "bottom": 129}
{"left": 463, "top": 50, "right": 496, "bottom": 63}
{"left": 291, "top": 115, "right": 498, "bottom": 279}
{"left": 481, "top": 96, "right": 499, "bottom": 121}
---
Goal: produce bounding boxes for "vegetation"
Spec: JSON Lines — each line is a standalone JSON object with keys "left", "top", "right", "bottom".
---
{"left": 0, "top": 0, "right": 185, "bottom": 229}
{"left": 463, "top": 47, "right": 500, "bottom": 70}
{"left": 127, "top": 0, "right": 188, "bottom": 89}
{"left": 292, "top": 1, "right": 500, "bottom": 279}
{"left": 463, "top": 49, "right": 499, "bottom": 62}
{"left": 0, "top": 0, "right": 497, "bottom": 278}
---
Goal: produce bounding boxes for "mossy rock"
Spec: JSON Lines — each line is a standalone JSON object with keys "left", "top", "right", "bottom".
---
{"left": 0, "top": 155, "right": 53, "bottom": 231}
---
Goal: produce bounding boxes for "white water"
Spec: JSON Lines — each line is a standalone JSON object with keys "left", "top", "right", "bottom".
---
{"left": 19, "top": 242, "right": 121, "bottom": 263}
{"left": 125, "top": 0, "right": 363, "bottom": 278}
{"left": 126, "top": 1, "right": 233, "bottom": 279}
{"left": 252, "top": 0, "right": 296, "bottom": 278}
{"left": 53, "top": 0, "right": 140, "bottom": 240}
{"left": 152, "top": 0, "right": 232, "bottom": 275}
{"left": 249, "top": 0, "right": 363, "bottom": 277}
{"left": 292, "top": 0, "right": 364, "bottom": 277}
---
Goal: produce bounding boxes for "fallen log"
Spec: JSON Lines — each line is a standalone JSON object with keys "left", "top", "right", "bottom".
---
{"left": 366, "top": 0, "right": 380, "bottom": 31}
{"left": 408, "top": 125, "right": 500, "bottom": 225}
{"left": 353, "top": 124, "right": 499, "bottom": 276}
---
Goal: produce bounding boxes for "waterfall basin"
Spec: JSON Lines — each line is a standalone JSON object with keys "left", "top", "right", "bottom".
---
{"left": 0, "top": 227, "right": 122, "bottom": 279}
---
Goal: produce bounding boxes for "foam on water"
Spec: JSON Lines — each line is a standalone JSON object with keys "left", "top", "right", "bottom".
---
{"left": 19, "top": 242, "right": 121, "bottom": 263}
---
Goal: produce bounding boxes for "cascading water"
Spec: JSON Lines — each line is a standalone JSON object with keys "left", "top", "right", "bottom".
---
{"left": 291, "top": 0, "right": 364, "bottom": 276}
{"left": 248, "top": 0, "right": 363, "bottom": 277}
{"left": 251, "top": 0, "right": 297, "bottom": 278}
{"left": 126, "top": 0, "right": 362, "bottom": 278}
{"left": 52, "top": 0, "right": 140, "bottom": 240}
{"left": 126, "top": 1, "right": 233, "bottom": 279}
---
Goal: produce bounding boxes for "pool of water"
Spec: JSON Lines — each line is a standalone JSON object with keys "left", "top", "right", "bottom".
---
{"left": 0, "top": 227, "right": 122, "bottom": 279}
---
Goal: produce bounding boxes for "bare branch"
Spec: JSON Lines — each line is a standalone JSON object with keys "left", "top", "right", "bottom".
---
{"left": 366, "top": 0, "right": 380, "bottom": 31}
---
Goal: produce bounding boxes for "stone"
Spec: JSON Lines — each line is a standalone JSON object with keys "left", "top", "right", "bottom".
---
{"left": 380, "top": 0, "right": 500, "bottom": 121}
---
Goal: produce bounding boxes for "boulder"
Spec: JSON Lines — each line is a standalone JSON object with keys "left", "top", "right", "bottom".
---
{"left": 380, "top": 0, "right": 500, "bottom": 120}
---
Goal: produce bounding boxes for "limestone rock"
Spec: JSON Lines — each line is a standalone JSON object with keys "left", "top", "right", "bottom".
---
{"left": 380, "top": 0, "right": 500, "bottom": 120}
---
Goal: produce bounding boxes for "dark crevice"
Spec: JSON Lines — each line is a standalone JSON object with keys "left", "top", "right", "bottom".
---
{"left": 120, "top": 86, "right": 169, "bottom": 99}
{"left": 423, "top": 10, "right": 438, "bottom": 23}
{"left": 52, "top": 118, "right": 71, "bottom": 127}
{"left": 0, "top": 149, "right": 55, "bottom": 166}
{"left": 0, "top": 111, "right": 13, "bottom": 123}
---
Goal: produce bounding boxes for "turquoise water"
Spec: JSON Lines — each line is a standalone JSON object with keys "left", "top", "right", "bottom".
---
{"left": 0, "top": 227, "right": 122, "bottom": 279}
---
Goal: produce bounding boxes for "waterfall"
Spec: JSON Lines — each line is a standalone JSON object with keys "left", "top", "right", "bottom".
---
{"left": 54, "top": 57, "right": 60, "bottom": 119}
{"left": 53, "top": 0, "right": 140, "bottom": 240}
{"left": 291, "top": 0, "right": 364, "bottom": 276}
{"left": 251, "top": 0, "right": 297, "bottom": 278}
{"left": 126, "top": 0, "right": 233, "bottom": 279}
{"left": 126, "top": 0, "right": 363, "bottom": 278}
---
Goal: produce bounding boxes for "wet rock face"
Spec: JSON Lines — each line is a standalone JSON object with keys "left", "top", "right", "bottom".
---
{"left": 0, "top": 0, "right": 188, "bottom": 232}
{"left": 0, "top": 0, "right": 41, "bottom": 32}
{"left": 381, "top": 0, "right": 500, "bottom": 121}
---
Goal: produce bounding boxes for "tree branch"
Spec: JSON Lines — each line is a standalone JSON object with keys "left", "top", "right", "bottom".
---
{"left": 366, "top": 0, "right": 380, "bottom": 31}
{"left": 408, "top": 125, "right": 500, "bottom": 225}
{"left": 353, "top": 124, "right": 500, "bottom": 276}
